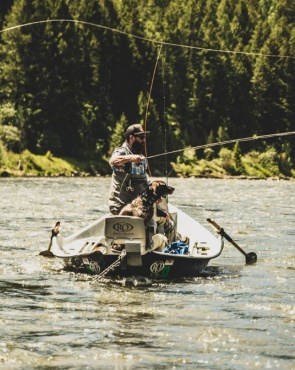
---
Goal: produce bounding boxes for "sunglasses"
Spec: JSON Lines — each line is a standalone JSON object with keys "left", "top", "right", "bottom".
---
{"left": 134, "top": 134, "right": 146, "bottom": 139}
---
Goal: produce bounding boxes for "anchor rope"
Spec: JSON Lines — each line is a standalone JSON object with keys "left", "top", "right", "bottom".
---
{"left": 94, "top": 250, "right": 126, "bottom": 281}
{"left": 1, "top": 19, "right": 295, "bottom": 60}
{"left": 147, "top": 131, "right": 295, "bottom": 160}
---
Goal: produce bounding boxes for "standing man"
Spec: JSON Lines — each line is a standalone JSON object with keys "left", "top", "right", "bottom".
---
{"left": 108, "top": 123, "right": 182, "bottom": 244}
{"left": 108, "top": 124, "right": 150, "bottom": 215}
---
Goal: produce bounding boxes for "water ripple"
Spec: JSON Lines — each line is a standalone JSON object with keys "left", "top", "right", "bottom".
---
{"left": 0, "top": 178, "right": 294, "bottom": 369}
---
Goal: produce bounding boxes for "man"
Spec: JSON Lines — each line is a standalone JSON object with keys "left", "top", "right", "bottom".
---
{"left": 108, "top": 123, "right": 182, "bottom": 243}
{"left": 108, "top": 123, "right": 150, "bottom": 215}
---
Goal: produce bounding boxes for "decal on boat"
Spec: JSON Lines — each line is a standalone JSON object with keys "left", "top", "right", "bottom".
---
{"left": 150, "top": 261, "right": 165, "bottom": 274}
{"left": 113, "top": 222, "right": 134, "bottom": 233}
{"left": 89, "top": 261, "right": 101, "bottom": 273}
{"left": 165, "top": 259, "right": 174, "bottom": 266}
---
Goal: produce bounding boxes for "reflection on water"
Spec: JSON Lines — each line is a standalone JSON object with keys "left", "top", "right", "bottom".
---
{"left": 0, "top": 177, "right": 294, "bottom": 369}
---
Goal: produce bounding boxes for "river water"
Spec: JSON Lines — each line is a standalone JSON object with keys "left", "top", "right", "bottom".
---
{"left": 0, "top": 177, "right": 294, "bottom": 369}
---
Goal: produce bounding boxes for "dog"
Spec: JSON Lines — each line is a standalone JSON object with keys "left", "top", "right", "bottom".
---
{"left": 119, "top": 180, "right": 175, "bottom": 225}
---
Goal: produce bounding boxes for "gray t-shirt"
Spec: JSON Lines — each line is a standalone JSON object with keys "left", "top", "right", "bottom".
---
{"left": 108, "top": 142, "right": 148, "bottom": 214}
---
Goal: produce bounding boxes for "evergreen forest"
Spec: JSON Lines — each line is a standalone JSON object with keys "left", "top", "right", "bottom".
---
{"left": 0, "top": 0, "right": 294, "bottom": 178}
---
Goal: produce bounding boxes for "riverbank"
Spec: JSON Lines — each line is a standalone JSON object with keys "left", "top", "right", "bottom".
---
{"left": 0, "top": 149, "right": 110, "bottom": 178}
{"left": 1, "top": 148, "right": 294, "bottom": 180}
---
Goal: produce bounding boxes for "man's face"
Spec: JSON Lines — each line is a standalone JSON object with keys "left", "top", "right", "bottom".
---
{"left": 131, "top": 134, "right": 145, "bottom": 153}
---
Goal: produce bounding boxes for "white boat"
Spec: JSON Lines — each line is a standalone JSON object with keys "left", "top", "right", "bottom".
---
{"left": 45, "top": 203, "right": 224, "bottom": 279}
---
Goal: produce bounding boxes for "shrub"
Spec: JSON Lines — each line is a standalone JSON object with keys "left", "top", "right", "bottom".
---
{"left": 218, "top": 147, "right": 236, "bottom": 174}
{"left": 0, "top": 141, "right": 8, "bottom": 166}
{"left": 0, "top": 125, "right": 21, "bottom": 152}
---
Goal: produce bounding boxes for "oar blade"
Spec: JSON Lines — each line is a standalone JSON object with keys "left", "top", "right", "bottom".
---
{"left": 246, "top": 252, "right": 258, "bottom": 264}
{"left": 207, "top": 218, "right": 258, "bottom": 264}
{"left": 39, "top": 250, "right": 55, "bottom": 257}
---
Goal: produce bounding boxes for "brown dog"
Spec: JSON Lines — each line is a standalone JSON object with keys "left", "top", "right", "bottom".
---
{"left": 119, "top": 180, "right": 175, "bottom": 225}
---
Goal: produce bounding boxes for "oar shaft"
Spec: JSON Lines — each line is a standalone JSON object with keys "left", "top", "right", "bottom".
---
{"left": 207, "top": 218, "right": 247, "bottom": 257}
{"left": 39, "top": 221, "right": 60, "bottom": 257}
{"left": 222, "top": 231, "right": 247, "bottom": 257}
{"left": 205, "top": 218, "right": 257, "bottom": 264}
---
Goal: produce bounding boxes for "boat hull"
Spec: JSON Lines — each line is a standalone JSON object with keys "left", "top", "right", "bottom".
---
{"left": 49, "top": 203, "right": 224, "bottom": 279}
{"left": 59, "top": 249, "right": 211, "bottom": 278}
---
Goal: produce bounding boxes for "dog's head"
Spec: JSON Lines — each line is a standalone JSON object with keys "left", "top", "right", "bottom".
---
{"left": 148, "top": 180, "right": 175, "bottom": 200}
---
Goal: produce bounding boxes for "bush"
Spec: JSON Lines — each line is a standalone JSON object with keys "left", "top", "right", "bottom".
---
{"left": 242, "top": 148, "right": 280, "bottom": 178}
{"left": 0, "top": 125, "right": 21, "bottom": 152}
{"left": 0, "top": 141, "right": 8, "bottom": 166}
{"left": 218, "top": 147, "right": 236, "bottom": 174}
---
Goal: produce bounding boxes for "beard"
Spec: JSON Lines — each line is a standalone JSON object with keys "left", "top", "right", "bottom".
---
{"left": 131, "top": 140, "right": 144, "bottom": 154}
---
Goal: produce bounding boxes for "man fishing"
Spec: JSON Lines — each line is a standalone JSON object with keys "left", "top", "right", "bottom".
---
{"left": 108, "top": 124, "right": 181, "bottom": 243}
{"left": 108, "top": 123, "right": 150, "bottom": 215}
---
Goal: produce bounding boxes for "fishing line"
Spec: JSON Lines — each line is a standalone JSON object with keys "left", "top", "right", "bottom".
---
{"left": 162, "top": 51, "right": 168, "bottom": 183}
{"left": 147, "top": 131, "right": 295, "bottom": 160}
{"left": 1, "top": 19, "right": 295, "bottom": 60}
{"left": 144, "top": 44, "right": 163, "bottom": 177}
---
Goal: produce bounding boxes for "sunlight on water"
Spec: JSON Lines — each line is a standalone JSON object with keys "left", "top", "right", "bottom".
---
{"left": 0, "top": 178, "right": 294, "bottom": 369}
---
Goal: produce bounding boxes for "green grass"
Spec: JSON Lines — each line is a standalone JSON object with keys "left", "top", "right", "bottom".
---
{"left": 171, "top": 147, "right": 294, "bottom": 179}
{"left": 0, "top": 149, "right": 106, "bottom": 177}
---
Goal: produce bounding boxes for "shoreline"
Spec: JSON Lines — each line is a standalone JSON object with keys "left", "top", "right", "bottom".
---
{"left": 2, "top": 149, "right": 294, "bottom": 180}
{"left": 0, "top": 169, "right": 293, "bottom": 181}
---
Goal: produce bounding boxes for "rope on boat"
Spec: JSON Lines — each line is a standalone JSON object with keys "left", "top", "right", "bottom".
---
{"left": 94, "top": 250, "right": 126, "bottom": 281}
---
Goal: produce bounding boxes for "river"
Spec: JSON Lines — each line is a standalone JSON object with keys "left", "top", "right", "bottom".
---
{"left": 0, "top": 177, "right": 294, "bottom": 369}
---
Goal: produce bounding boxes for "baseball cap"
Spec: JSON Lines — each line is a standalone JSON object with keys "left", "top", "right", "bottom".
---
{"left": 125, "top": 124, "right": 150, "bottom": 138}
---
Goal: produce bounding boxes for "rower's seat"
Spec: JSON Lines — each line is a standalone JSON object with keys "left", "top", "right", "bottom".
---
{"left": 104, "top": 216, "right": 146, "bottom": 253}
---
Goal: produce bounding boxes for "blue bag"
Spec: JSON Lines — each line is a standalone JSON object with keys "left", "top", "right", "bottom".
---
{"left": 163, "top": 240, "right": 189, "bottom": 255}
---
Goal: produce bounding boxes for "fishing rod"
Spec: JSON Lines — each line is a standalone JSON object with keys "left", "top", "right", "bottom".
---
{"left": 1, "top": 19, "right": 295, "bottom": 60}
{"left": 162, "top": 52, "right": 168, "bottom": 183}
{"left": 144, "top": 44, "right": 163, "bottom": 177}
{"left": 146, "top": 131, "right": 295, "bottom": 160}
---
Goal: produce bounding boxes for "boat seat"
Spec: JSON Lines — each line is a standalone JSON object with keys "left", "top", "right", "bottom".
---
{"left": 104, "top": 216, "right": 146, "bottom": 253}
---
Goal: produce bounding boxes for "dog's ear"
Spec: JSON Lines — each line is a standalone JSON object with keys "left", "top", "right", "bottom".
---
{"left": 157, "top": 183, "right": 175, "bottom": 197}
{"left": 149, "top": 181, "right": 159, "bottom": 195}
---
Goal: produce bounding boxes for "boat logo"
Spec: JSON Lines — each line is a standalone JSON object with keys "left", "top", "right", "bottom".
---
{"left": 89, "top": 261, "right": 101, "bottom": 274}
{"left": 113, "top": 222, "right": 134, "bottom": 232}
{"left": 150, "top": 261, "right": 165, "bottom": 273}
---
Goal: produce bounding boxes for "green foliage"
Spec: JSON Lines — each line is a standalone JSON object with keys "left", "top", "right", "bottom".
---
{"left": 16, "top": 149, "right": 78, "bottom": 176}
{"left": 169, "top": 144, "right": 293, "bottom": 179}
{"left": 0, "top": 140, "right": 8, "bottom": 166}
{"left": 217, "top": 126, "right": 230, "bottom": 142}
{"left": 204, "top": 147, "right": 214, "bottom": 160}
{"left": 218, "top": 147, "right": 236, "bottom": 175}
{"left": 108, "top": 113, "right": 128, "bottom": 156}
{"left": 171, "top": 148, "right": 198, "bottom": 177}
{"left": 0, "top": 102, "right": 22, "bottom": 151}
{"left": 233, "top": 142, "right": 243, "bottom": 174}
{"left": 242, "top": 148, "right": 282, "bottom": 178}
{"left": 0, "top": 102, "right": 17, "bottom": 125}
{"left": 0, "top": 124, "right": 21, "bottom": 151}
{"left": 0, "top": 0, "right": 294, "bottom": 173}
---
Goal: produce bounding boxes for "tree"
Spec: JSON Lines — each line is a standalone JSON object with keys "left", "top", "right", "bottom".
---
{"left": 251, "top": 0, "right": 295, "bottom": 154}
{"left": 0, "top": 0, "right": 294, "bottom": 164}
{"left": 0, "top": 0, "right": 13, "bottom": 31}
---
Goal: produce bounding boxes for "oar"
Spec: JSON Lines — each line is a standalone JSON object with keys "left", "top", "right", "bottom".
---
{"left": 39, "top": 221, "right": 60, "bottom": 257}
{"left": 207, "top": 218, "right": 257, "bottom": 264}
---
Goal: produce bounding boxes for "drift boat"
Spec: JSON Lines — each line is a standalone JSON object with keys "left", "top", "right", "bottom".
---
{"left": 45, "top": 204, "right": 224, "bottom": 279}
